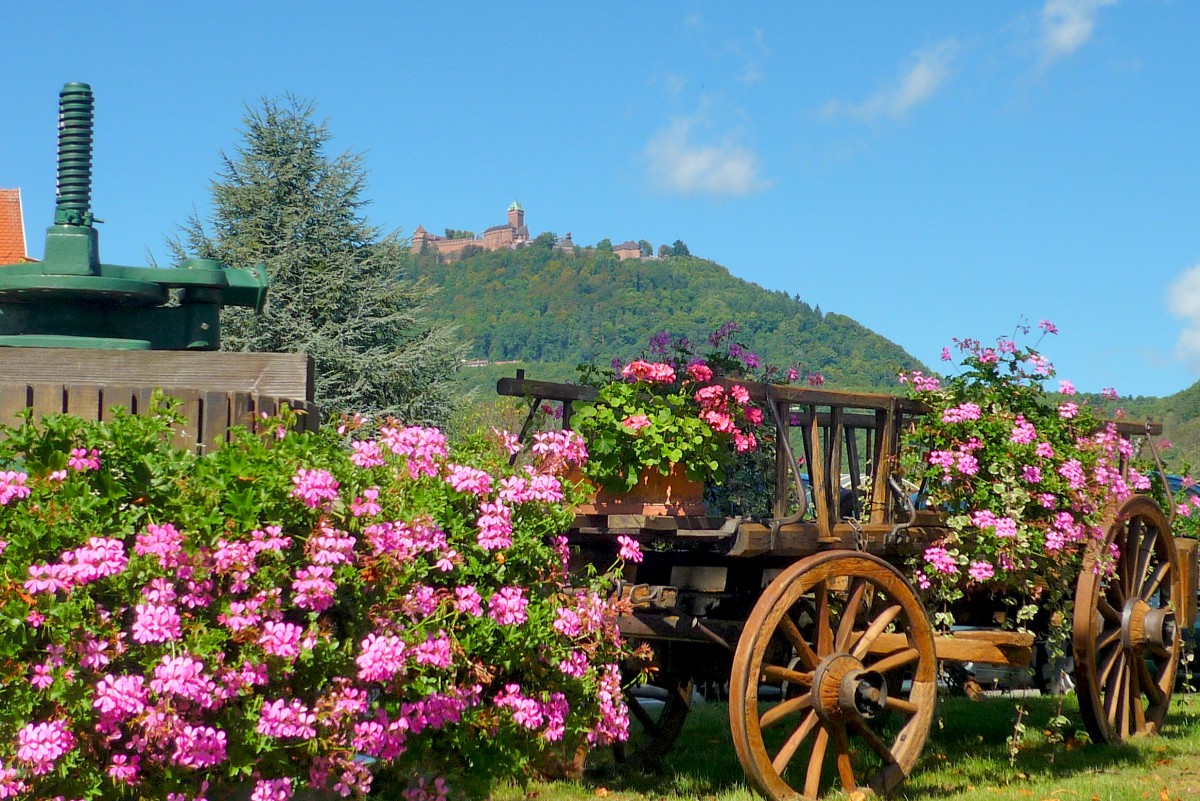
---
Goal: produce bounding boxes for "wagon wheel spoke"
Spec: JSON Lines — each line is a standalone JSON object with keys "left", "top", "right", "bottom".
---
{"left": 1140, "top": 561, "right": 1169, "bottom": 602}
{"left": 628, "top": 693, "right": 662, "bottom": 735}
{"left": 815, "top": 582, "right": 834, "bottom": 657}
{"left": 866, "top": 646, "right": 920, "bottom": 676}
{"left": 850, "top": 717, "right": 900, "bottom": 767}
{"left": 1096, "top": 627, "right": 1121, "bottom": 652}
{"left": 761, "top": 664, "right": 814, "bottom": 687}
{"left": 772, "top": 709, "right": 819, "bottom": 774}
{"left": 1106, "top": 576, "right": 1127, "bottom": 606}
{"left": 830, "top": 724, "right": 858, "bottom": 792}
{"left": 834, "top": 579, "right": 869, "bottom": 651}
{"left": 1101, "top": 649, "right": 1125, "bottom": 700}
{"left": 760, "top": 692, "right": 812, "bottom": 729}
{"left": 851, "top": 604, "right": 902, "bottom": 660}
{"left": 804, "top": 726, "right": 830, "bottom": 799}
{"left": 1117, "top": 663, "right": 1134, "bottom": 738}
{"left": 1149, "top": 642, "right": 1174, "bottom": 659}
{"left": 779, "top": 612, "right": 820, "bottom": 670}
{"left": 1137, "top": 657, "right": 1166, "bottom": 707}
{"left": 1134, "top": 524, "right": 1159, "bottom": 594}
{"left": 1098, "top": 597, "right": 1121, "bottom": 623}
{"left": 1129, "top": 664, "right": 1146, "bottom": 734}
{"left": 1121, "top": 519, "right": 1140, "bottom": 598}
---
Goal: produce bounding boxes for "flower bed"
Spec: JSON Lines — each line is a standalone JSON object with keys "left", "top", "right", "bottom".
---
{"left": 0, "top": 397, "right": 630, "bottom": 801}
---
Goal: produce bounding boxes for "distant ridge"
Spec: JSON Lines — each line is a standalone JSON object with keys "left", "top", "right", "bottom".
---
{"left": 408, "top": 235, "right": 925, "bottom": 392}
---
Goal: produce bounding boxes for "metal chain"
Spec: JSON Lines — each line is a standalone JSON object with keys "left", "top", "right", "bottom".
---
{"left": 847, "top": 517, "right": 866, "bottom": 552}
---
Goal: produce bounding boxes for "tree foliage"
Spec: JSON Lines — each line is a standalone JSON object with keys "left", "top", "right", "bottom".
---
{"left": 174, "top": 96, "right": 463, "bottom": 425}
{"left": 409, "top": 245, "right": 923, "bottom": 391}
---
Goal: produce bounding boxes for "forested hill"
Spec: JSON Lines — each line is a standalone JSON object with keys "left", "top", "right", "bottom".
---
{"left": 407, "top": 238, "right": 924, "bottom": 391}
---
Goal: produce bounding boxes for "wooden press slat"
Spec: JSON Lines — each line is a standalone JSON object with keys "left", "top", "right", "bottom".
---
{"left": 202, "top": 392, "right": 232, "bottom": 453}
{"left": 64, "top": 384, "right": 103, "bottom": 421}
{"left": 0, "top": 385, "right": 31, "bottom": 427}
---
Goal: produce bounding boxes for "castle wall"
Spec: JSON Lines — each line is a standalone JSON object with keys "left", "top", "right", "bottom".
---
{"left": 431, "top": 237, "right": 485, "bottom": 258}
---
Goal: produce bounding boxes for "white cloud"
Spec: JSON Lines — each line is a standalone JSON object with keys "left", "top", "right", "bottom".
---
{"left": 645, "top": 119, "right": 770, "bottom": 197}
{"left": 1168, "top": 263, "right": 1200, "bottom": 372}
{"left": 739, "top": 62, "right": 765, "bottom": 86}
{"left": 1040, "top": 0, "right": 1116, "bottom": 64}
{"left": 822, "top": 40, "right": 957, "bottom": 122}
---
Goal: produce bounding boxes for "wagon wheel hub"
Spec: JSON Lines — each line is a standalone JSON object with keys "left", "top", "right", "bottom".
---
{"left": 1121, "top": 598, "right": 1175, "bottom": 654}
{"left": 812, "top": 653, "right": 888, "bottom": 722}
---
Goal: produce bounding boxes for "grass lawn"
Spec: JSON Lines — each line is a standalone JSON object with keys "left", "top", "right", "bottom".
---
{"left": 493, "top": 692, "right": 1200, "bottom": 801}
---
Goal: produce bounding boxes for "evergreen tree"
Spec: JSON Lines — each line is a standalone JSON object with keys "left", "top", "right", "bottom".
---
{"left": 174, "top": 97, "right": 463, "bottom": 425}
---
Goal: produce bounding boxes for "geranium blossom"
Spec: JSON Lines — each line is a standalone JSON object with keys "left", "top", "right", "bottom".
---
{"left": 488, "top": 586, "right": 528, "bottom": 626}
{"left": 687, "top": 361, "right": 713, "bottom": 382}
{"left": 968, "top": 561, "right": 995, "bottom": 582}
{"left": 621, "top": 360, "right": 676, "bottom": 384}
{"left": 350, "top": 440, "right": 386, "bottom": 468}
{"left": 16, "top": 720, "right": 73, "bottom": 776}
{"left": 290, "top": 468, "right": 340, "bottom": 508}
{"left": 476, "top": 501, "right": 513, "bottom": 550}
{"left": 0, "top": 472, "right": 30, "bottom": 506}
{"left": 1010, "top": 415, "right": 1037, "bottom": 444}
{"left": 616, "top": 535, "right": 642, "bottom": 563}
{"left": 67, "top": 448, "right": 100, "bottom": 472}
{"left": 942, "top": 403, "right": 981, "bottom": 423}
{"left": 621, "top": 414, "right": 651, "bottom": 431}
{"left": 131, "top": 603, "right": 182, "bottom": 643}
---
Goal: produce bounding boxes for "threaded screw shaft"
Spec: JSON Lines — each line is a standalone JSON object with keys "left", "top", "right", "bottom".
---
{"left": 55, "top": 82, "right": 94, "bottom": 226}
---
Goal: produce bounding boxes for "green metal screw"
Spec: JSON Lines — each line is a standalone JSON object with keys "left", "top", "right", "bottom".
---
{"left": 54, "top": 82, "right": 94, "bottom": 227}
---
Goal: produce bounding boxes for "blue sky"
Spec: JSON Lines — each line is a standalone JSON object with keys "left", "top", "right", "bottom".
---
{"left": 6, "top": 1, "right": 1200, "bottom": 397}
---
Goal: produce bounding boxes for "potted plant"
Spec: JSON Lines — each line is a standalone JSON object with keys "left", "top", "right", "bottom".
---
{"left": 570, "top": 325, "right": 789, "bottom": 516}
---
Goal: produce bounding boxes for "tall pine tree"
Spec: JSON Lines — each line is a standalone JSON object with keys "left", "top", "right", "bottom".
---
{"left": 175, "top": 97, "right": 463, "bottom": 425}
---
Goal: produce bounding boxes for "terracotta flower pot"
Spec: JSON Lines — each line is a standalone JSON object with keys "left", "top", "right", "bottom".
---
{"left": 572, "top": 464, "right": 706, "bottom": 516}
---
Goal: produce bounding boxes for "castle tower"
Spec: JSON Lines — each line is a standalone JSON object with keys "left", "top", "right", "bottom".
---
{"left": 507, "top": 200, "right": 524, "bottom": 231}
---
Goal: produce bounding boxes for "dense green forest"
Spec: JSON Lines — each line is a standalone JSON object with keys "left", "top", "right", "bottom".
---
{"left": 409, "top": 237, "right": 923, "bottom": 392}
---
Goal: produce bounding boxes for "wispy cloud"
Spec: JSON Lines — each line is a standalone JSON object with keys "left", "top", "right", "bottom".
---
{"left": 1168, "top": 263, "right": 1200, "bottom": 373}
{"left": 822, "top": 40, "right": 957, "bottom": 122}
{"left": 1040, "top": 0, "right": 1116, "bottom": 65}
{"left": 645, "top": 118, "right": 770, "bottom": 197}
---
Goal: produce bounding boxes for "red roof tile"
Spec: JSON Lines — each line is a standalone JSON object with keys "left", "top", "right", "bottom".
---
{"left": 0, "top": 189, "right": 29, "bottom": 263}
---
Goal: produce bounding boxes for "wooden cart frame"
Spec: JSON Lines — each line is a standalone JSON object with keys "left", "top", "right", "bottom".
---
{"left": 498, "top": 373, "right": 1197, "bottom": 801}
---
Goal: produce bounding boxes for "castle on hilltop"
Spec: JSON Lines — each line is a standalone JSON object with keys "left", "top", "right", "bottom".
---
{"left": 410, "top": 201, "right": 619, "bottom": 261}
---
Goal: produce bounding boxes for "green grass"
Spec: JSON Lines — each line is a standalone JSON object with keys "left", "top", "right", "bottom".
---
{"left": 493, "top": 693, "right": 1200, "bottom": 801}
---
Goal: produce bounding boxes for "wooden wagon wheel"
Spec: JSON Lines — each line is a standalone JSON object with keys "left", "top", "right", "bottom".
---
{"left": 612, "top": 667, "right": 695, "bottom": 768}
{"left": 730, "top": 551, "right": 937, "bottom": 801}
{"left": 1073, "top": 494, "right": 1181, "bottom": 743}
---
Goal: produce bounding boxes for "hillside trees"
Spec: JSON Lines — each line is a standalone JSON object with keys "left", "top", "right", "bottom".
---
{"left": 408, "top": 247, "right": 922, "bottom": 390}
{"left": 173, "top": 96, "right": 463, "bottom": 425}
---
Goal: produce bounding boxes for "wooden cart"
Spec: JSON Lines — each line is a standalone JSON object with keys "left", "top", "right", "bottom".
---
{"left": 498, "top": 374, "right": 1197, "bottom": 801}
